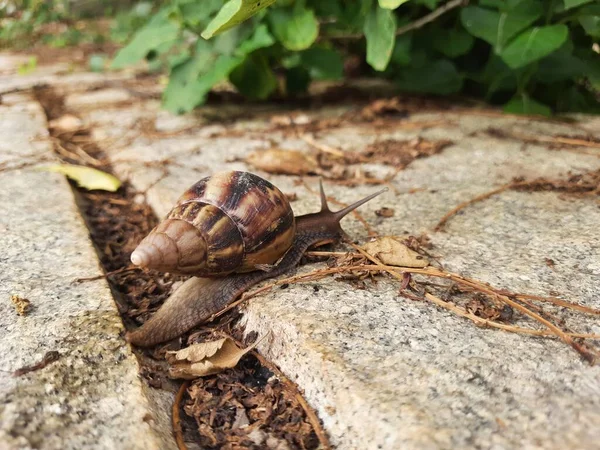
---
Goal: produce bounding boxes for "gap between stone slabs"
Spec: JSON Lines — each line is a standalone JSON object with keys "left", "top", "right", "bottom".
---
{"left": 0, "top": 93, "right": 175, "bottom": 450}
{"left": 70, "top": 92, "right": 600, "bottom": 449}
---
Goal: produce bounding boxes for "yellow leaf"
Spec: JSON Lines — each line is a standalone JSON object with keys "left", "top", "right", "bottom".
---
{"left": 167, "top": 336, "right": 263, "bottom": 379}
{"left": 363, "top": 236, "right": 429, "bottom": 268}
{"left": 40, "top": 164, "right": 121, "bottom": 192}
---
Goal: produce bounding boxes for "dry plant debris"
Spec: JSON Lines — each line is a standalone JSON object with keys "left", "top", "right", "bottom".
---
{"left": 10, "top": 294, "right": 32, "bottom": 316}
{"left": 355, "top": 96, "right": 452, "bottom": 122}
{"left": 360, "top": 138, "right": 453, "bottom": 168}
{"left": 375, "top": 207, "right": 395, "bottom": 217}
{"left": 485, "top": 127, "right": 600, "bottom": 151}
{"left": 216, "top": 244, "right": 600, "bottom": 365}
{"left": 246, "top": 148, "right": 319, "bottom": 175}
{"left": 436, "top": 170, "right": 600, "bottom": 231}
{"left": 176, "top": 354, "right": 321, "bottom": 450}
{"left": 34, "top": 86, "right": 326, "bottom": 449}
{"left": 13, "top": 351, "right": 60, "bottom": 377}
{"left": 167, "top": 337, "right": 261, "bottom": 379}
{"left": 302, "top": 134, "right": 453, "bottom": 187}
{"left": 243, "top": 132, "right": 452, "bottom": 189}
{"left": 362, "top": 236, "right": 429, "bottom": 268}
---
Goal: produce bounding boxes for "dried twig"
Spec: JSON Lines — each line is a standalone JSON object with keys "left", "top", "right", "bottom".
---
{"left": 435, "top": 181, "right": 528, "bottom": 231}
{"left": 328, "top": 0, "right": 468, "bottom": 39}
{"left": 209, "top": 260, "right": 600, "bottom": 343}
{"left": 423, "top": 293, "right": 599, "bottom": 339}
{"left": 74, "top": 265, "right": 140, "bottom": 282}
{"left": 13, "top": 351, "right": 60, "bottom": 377}
{"left": 515, "top": 293, "right": 600, "bottom": 316}
{"left": 173, "top": 380, "right": 191, "bottom": 450}
{"left": 350, "top": 243, "right": 599, "bottom": 363}
{"left": 494, "top": 130, "right": 600, "bottom": 150}
{"left": 395, "top": 0, "right": 468, "bottom": 36}
{"left": 301, "top": 134, "right": 350, "bottom": 159}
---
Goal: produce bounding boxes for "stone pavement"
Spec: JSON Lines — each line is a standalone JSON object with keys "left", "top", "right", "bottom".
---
{"left": 66, "top": 86, "right": 600, "bottom": 448}
{"left": 0, "top": 61, "right": 174, "bottom": 449}
{"left": 1, "top": 51, "right": 600, "bottom": 449}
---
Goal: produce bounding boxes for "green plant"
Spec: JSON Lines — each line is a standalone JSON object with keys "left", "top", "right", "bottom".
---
{"left": 38, "top": 1, "right": 600, "bottom": 114}
{"left": 0, "top": 1, "right": 157, "bottom": 49}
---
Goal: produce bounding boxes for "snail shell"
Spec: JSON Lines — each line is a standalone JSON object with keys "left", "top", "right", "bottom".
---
{"left": 131, "top": 171, "right": 295, "bottom": 276}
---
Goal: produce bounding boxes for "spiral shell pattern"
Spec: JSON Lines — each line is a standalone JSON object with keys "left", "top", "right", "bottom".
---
{"left": 130, "top": 171, "right": 296, "bottom": 276}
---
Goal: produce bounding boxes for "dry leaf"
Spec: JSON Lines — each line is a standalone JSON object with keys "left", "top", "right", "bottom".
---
{"left": 363, "top": 236, "right": 429, "bottom": 268}
{"left": 246, "top": 148, "right": 319, "bottom": 175}
{"left": 167, "top": 336, "right": 260, "bottom": 379}
{"left": 375, "top": 207, "right": 395, "bottom": 218}
{"left": 40, "top": 164, "right": 121, "bottom": 192}
{"left": 48, "top": 114, "right": 83, "bottom": 132}
{"left": 361, "top": 138, "right": 452, "bottom": 168}
{"left": 11, "top": 294, "right": 31, "bottom": 316}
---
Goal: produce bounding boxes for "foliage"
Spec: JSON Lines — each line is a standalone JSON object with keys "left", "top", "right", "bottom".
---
{"left": 0, "top": 1, "right": 156, "bottom": 49}
{"left": 5, "top": 1, "right": 600, "bottom": 115}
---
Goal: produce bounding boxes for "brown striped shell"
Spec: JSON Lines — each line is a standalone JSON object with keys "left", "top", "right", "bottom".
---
{"left": 130, "top": 171, "right": 296, "bottom": 276}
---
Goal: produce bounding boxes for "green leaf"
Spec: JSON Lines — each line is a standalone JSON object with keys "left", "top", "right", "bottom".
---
{"left": 202, "top": 0, "right": 277, "bottom": 39}
{"left": 396, "top": 59, "right": 463, "bottom": 94}
{"left": 460, "top": 2, "right": 543, "bottom": 51}
{"left": 269, "top": 7, "right": 319, "bottom": 51}
{"left": 177, "top": 0, "right": 223, "bottom": 26}
{"left": 364, "top": 6, "right": 397, "bottom": 71}
{"left": 556, "top": 86, "right": 600, "bottom": 113}
{"left": 480, "top": 0, "right": 504, "bottom": 7}
{"left": 163, "top": 54, "right": 243, "bottom": 113}
{"left": 564, "top": 0, "right": 593, "bottom": 9}
{"left": 503, "top": 94, "right": 551, "bottom": 116}
{"left": 229, "top": 54, "right": 278, "bottom": 99}
{"left": 582, "top": 53, "right": 600, "bottom": 90}
{"left": 212, "top": 28, "right": 244, "bottom": 56}
{"left": 478, "top": 54, "right": 518, "bottom": 97}
{"left": 390, "top": 33, "right": 412, "bottom": 66}
{"left": 432, "top": 28, "right": 475, "bottom": 58}
{"left": 579, "top": 15, "right": 600, "bottom": 37}
{"left": 338, "top": 0, "right": 374, "bottom": 31}
{"left": 378, "top": 0, "right": 410, "bottom": 9}
{"left": 300, "top": 47, "right": 344, "bottom": 80}
{"left": 414, "top": 0, "right": 439, "bottom": 9}
{"left": 536, "top": 43, "right": 586, "bottom": 83}
{"left": 235, "top": 24, "right": 276, "bottom": 56}
{"left": 500, "top": 25, "right": 569, "bottom": 69}
{"left": 111, "top": 17, "right": 179, "bottom": 69}
{"left": 41, "top": 165, "right": 121, "bottom": 192}
{"left": 285, "top": 66, "right": 311, "bottom": 95}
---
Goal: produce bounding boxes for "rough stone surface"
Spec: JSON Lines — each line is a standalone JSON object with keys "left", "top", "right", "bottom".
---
{"left": 14, "top": 53, "right": 598, "bottom": 449}
{"left": 65, "top": 89, "right": 600, "bottom": 449}
{"left": 0, "top": 92, "right": 174, "bottom": 449}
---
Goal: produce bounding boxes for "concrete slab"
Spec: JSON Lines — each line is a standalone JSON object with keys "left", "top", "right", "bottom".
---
{"left": 0, "top": 94, "right": 173, "bottom": 449}
{"left": 64, "top": 84, "right": 600, "bottom": 448}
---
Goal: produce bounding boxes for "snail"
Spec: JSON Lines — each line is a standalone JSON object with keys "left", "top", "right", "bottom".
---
{"left": 126, "top": 171, "right": 385, "bottom": 347}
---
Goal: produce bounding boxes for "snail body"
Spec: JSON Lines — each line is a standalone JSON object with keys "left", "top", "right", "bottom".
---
{"left": 127, "top": 171, "right": 385, "bottom": 347}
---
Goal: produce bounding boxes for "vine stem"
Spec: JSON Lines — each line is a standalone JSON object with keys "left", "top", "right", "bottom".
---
{"left": 326, "top": 0, "right": 469, "bottom": 40}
